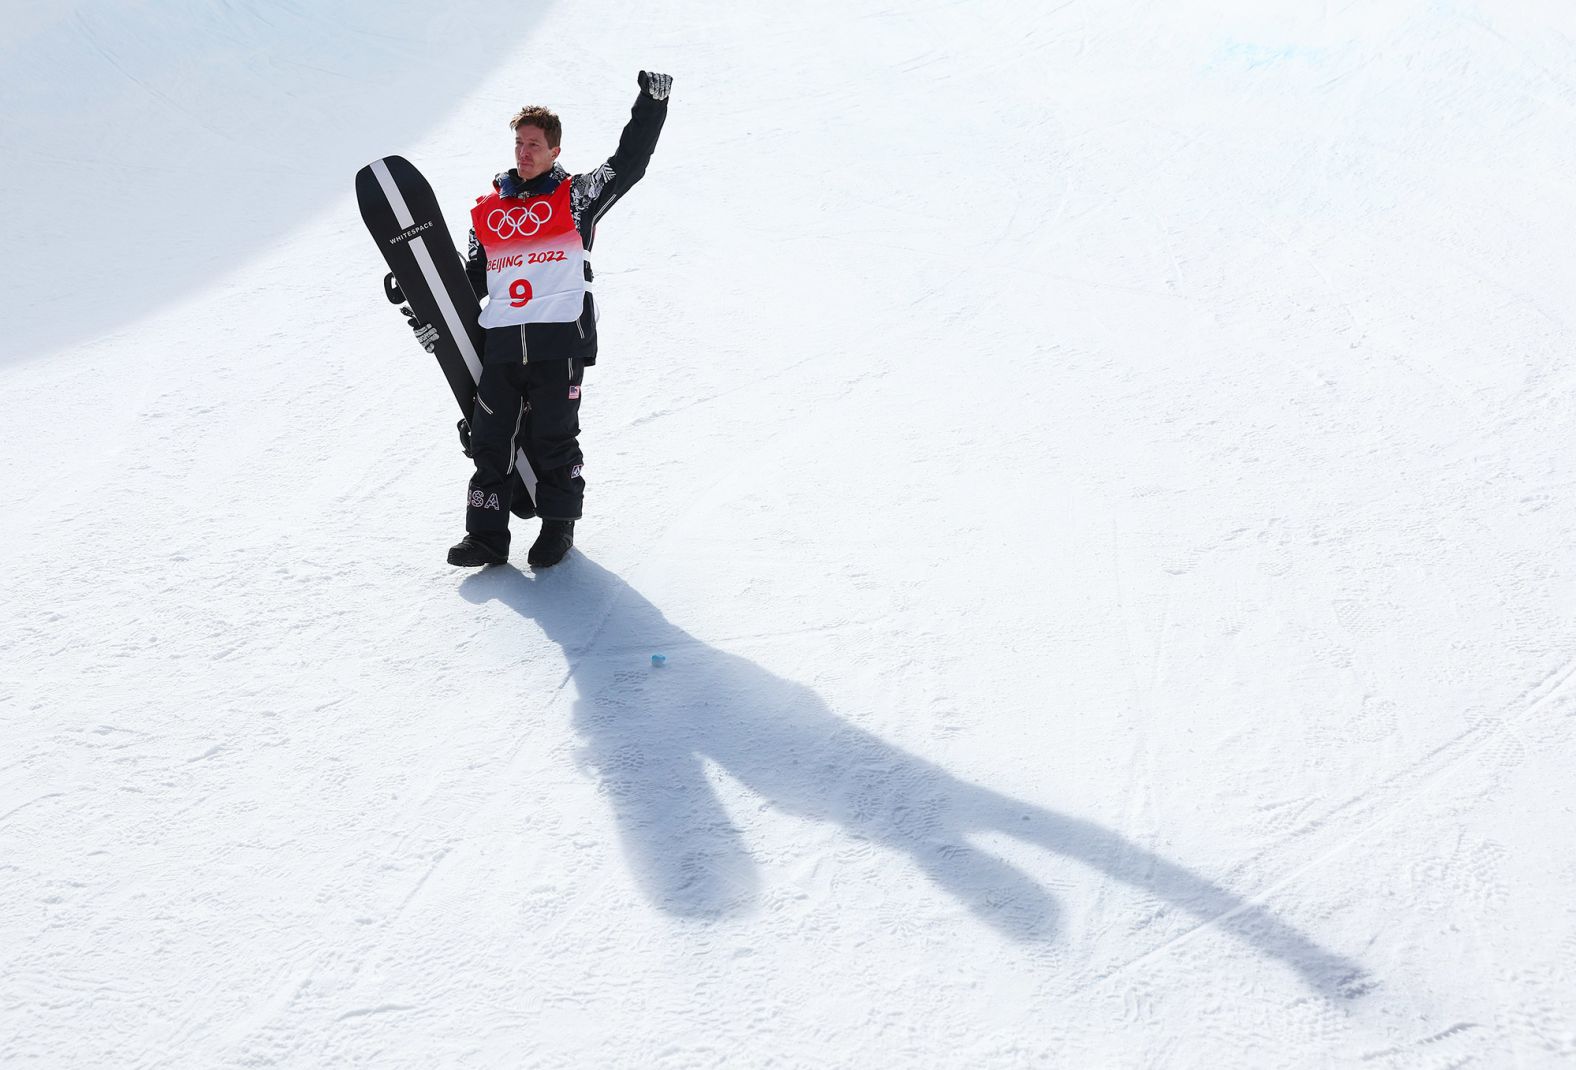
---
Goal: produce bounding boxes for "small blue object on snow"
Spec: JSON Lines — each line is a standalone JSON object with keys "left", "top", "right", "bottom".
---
{"left": 651, "top": 653, "right": 667, "bottom": 667}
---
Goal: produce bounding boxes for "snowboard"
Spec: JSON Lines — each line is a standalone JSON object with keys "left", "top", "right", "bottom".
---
{"left": 355, "top": 154, "right": 537, "bottom": 514}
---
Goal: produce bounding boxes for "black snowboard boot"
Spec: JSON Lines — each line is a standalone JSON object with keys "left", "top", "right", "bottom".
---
{"left": 447, "top": 531, "right": 509, "bottom": 568}
{"left": 527, "top": 519, "right": 575, "bottom": 568}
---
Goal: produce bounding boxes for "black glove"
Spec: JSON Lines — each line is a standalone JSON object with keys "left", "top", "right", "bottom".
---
{"left": 384, "top": 272, "right": 405, "bottom": 304}
{"left": 457, "top": 418, "right": 473, "bottom": 458}
{"left": 638, "top": 70, "right": 672, "bottom": 101}
{"left": 399, "top": 305, "right": 439, "bottom": 352}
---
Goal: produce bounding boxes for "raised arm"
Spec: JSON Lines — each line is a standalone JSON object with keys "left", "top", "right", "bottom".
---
{"left": 571, "top": 71, "right": 671, "bottom": 244}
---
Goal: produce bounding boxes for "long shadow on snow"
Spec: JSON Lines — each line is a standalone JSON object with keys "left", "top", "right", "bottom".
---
{"left": 460, "top": 555, "right": 1369, "bottom": 999}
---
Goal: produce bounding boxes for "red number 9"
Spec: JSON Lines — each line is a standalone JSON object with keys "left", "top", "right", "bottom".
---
{"left": 509, "top": 278, "right": 532, "bottom": 307}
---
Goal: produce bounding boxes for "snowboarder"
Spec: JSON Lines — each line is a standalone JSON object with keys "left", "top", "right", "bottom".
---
{"left": 402, "top": 70, "right": 671, "bottom": 568}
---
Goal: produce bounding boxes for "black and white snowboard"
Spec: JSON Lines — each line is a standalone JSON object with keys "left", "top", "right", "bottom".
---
{"left": 355, "top": 155, "right": 537, "bottom": 513}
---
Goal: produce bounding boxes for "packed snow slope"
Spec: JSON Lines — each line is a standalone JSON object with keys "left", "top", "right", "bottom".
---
{"left": 0, "top": 0, "right": 544, "bottom": 363}
{"left": 4, "top": 1, "right": 1576, "bottom": 1067}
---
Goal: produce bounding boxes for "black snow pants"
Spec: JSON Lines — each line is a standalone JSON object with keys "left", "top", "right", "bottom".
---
{"left": 465, "top": 346, "right": 585, "bottom": 539}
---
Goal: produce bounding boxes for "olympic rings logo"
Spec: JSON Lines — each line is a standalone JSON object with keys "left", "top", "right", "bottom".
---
{"left": 488, "top": 203, "right": 553, "bottom": 238}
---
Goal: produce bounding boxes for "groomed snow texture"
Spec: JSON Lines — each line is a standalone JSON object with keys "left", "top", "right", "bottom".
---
{"left": 3, "top": 2, "right": 1576, "bottom": 1067}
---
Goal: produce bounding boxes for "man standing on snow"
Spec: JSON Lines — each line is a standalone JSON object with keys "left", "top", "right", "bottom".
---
{"left": 408, "top": 70, "right": 671, "bottom": 568}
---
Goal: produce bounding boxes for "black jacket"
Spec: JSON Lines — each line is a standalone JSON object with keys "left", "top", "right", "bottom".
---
{"left": 466, "top": 90, "right": 668, "bottom": 365}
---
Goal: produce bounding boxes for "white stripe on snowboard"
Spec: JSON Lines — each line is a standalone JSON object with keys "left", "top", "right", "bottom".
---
{"left": 369, "top": 157, "right": 537, "bottom": 508}
{"left": 369, "top": 158, "right": 483, "bottom": 384}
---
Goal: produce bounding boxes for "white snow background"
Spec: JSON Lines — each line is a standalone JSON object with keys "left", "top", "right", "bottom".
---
{"left": 3, "top": 1, "right": 1576, "bottom": 1066}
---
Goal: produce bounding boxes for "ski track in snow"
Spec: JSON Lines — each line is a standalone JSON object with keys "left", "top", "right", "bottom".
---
{"left": 1085, "top": 652, "right": 1576, "bottom": 996}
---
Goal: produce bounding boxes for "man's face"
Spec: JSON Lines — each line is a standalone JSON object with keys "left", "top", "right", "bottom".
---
{"left": 514, "top": 124, "right": 561, "bottom": 182}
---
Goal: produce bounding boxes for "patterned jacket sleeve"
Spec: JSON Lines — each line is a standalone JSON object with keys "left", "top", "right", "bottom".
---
{"left": 464, "top": 228, "right": 485, "bottom": 299}
{"left": 571, "top": 90, "right": 669, "bottom": 248}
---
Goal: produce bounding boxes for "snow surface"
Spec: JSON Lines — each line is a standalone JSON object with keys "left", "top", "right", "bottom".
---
{"left": 4, "top": 1, "right": 1576, "bottom": 1066}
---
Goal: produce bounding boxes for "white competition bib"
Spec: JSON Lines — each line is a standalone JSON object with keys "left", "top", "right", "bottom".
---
{"left": 471, "top": 178, "right": 586, "bottom": 327}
